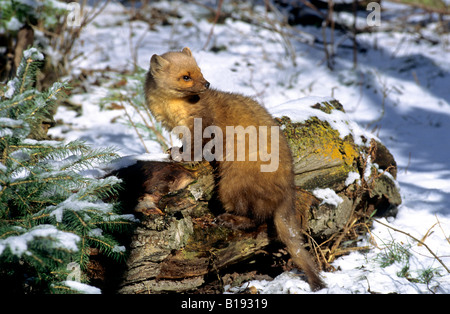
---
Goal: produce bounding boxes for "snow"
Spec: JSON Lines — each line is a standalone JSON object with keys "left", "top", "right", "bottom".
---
{"left": 63, "top": 280, "right": 101, "bottom": 294}
{"left": 272, "top": 97, "right": 378, "bottom": 146}
{"left": 46, "top": 193, "right": 114, "bottom": 223}
{"left": 22, "top": 138, "right": 61, "bottom": 147}
{"left": 0, "top": 225, "right": 80, "bottom": 257}
{"left": 231, "top": 211, "right": 450, "bottom": 294}
{"left": 312, "top": 188, "right": 344, "bottom": 207}
{"left": 103, "top": 153, "right": 170, "bottom": 173}
{"left": 345, "top": 171, "right": 361, "bottom": 186}
{"left": 23, "top": 47, "right": 44, "bottom": 61}
{"left": 0, "top": 117, "right": 24, "bottom": 129}
{"left": 6, "top": 17, "right": 23, "bottom": 32}
{"left": 112, "top": 245, "right": 126, "bottom": 253}
{"left": 4, "top": 79, "right": 17, "bottom": 98}
{"left": 47, "top": 0, "right": 450, "bottom": 294}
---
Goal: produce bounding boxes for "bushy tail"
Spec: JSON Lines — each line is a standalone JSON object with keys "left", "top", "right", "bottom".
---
{"left": 274, "top": 200, "right": 326, "bottom": 291}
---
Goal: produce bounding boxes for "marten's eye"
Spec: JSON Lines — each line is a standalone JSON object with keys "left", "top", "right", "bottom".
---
{"left": 182, "top": 75, "right": 191, "bottom": 82}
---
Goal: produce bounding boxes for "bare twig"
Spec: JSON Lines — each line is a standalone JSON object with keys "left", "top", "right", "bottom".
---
{"left": 435, "top": 215, "right": 450, "bottom": 246}
{"left": 320, "top": 0, "right": 336, "bottom": 70}
{"left": 203, "top": 0, "right": 224, "bottom": 50}
{"left": 367, "top": 71, "right": 392, "bottom": 129}
{"left": 125, "top": 99, "right": 169, "bottom": 152}
{"left": 298, "top": 0, "right": 327, "bottom": 19}
{"left": 127, "top": 1, "right": 151, "bottom": 72}
{"left": 121, "top": 100, "right": 149, "bottom": 153}
{"left": 328, "top": 0, "right": 335, "bottom": 58}
{"left": 303, "top": 231, "right": 329, "bottom": 270}
{"left": 329, "top": 214, "right": 358, "bottom": 258}
{"left": 418, "top": 222, "right": 437, "bottom": 246}
{"left": 263, "top": 0, "right": 297, "bottom": 66}
{"left": 352, "top": 0, "right": 358, "bottom": 68}
{"left": 404, "top": 152, "right": 412, "bottom": 174}
{"left": 373, "top": 218, "right": 450, "bottom": 274}
{"left": 30, "top": 0, "right": 112, "bottom": 76}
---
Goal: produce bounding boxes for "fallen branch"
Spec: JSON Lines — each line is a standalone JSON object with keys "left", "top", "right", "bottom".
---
{"left": 105, "top": 99, "right": 403, "bottom": 293}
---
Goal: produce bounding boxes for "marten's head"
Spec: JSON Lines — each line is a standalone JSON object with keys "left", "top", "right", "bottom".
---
{"left": 148, "top": 47, "right": 210, "bottom": 97}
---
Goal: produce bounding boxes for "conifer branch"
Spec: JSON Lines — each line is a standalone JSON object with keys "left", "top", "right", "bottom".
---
{"left": 2, "top": 95, "right": 37, "bottom": 112}
{"left": 19, "top": 58, "right": 33, "bottom": 94}
{"left": 70, "top": 210, "right": 88, "bottom": 228}
{"left": 0, "top": 48, "right": 134, "bottom": 293}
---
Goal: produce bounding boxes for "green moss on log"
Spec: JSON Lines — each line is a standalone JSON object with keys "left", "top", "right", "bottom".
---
{"left": 279, "top": 114, "right": 359, "bottom": 190}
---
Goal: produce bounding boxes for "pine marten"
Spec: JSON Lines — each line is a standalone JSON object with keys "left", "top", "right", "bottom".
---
{"left": 144, "top": 47, "right": 326, "bottom": 291}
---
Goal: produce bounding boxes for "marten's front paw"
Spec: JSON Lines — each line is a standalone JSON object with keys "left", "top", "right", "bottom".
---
{"left": 167, "top": 146, "right": 183, "bottom": 162}
{"left": 216, "top": 213, "right": 257, "bottom": 230}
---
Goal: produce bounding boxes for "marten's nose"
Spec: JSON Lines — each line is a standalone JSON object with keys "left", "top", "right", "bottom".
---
{"left": 205, "top": 81, "right": 210, "bottom": 89}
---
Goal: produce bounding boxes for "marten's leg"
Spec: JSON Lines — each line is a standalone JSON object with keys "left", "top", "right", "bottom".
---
{"left": 216, "top": 213, "right": 257, "bottom": 230}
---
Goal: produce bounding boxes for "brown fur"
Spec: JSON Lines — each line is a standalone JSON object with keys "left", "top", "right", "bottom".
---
{"left": 144, "top": 47, "right": 326, "bottom": 291}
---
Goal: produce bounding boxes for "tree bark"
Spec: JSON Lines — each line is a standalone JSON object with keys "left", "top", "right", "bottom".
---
{"left": 109, "top": 99, "right": 401, "bottom": 294}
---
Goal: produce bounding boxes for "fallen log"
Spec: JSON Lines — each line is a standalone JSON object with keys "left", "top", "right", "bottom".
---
{"left": 106, "top": 98, "right": 401, "bottom": 294}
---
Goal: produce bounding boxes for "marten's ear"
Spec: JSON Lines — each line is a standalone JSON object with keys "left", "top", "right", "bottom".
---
{"left": 150, "top": 54, "right": 170, "bottom": 73}
{"left": 181, "top": 47, "right": 192, "bottom": 56}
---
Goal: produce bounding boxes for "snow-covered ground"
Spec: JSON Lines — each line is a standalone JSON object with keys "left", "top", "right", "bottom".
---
{"left": 48, "top": 0, "right": 450, "bottom": 293}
